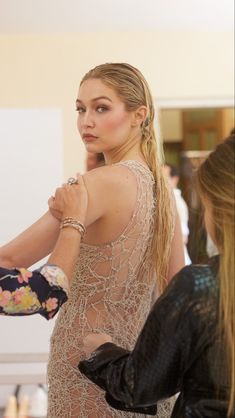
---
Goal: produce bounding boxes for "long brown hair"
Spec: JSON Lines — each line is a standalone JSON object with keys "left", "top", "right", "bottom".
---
{"left": 81, "top": 63, "right": 174, "bottom": 292}
{"left": 196, "top": 136, "right": 235, "bottom": 417}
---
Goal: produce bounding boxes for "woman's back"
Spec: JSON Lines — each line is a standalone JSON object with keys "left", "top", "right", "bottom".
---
{"left": 79, "top": 256, "right": 230, "bottom": 418}
{"left": 47, "top": 160, "right": 175, "bottom": 417}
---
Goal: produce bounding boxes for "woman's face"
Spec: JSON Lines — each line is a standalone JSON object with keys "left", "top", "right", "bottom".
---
{"left": 76, "top": 78, "right": 137, "bottom": 154}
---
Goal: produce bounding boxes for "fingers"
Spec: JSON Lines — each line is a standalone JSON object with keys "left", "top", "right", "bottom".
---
{"left": 83, "top": 333, "right": 112, "bottom": 349}
{"left": 65, "top": 173, "right": 83, "bottom": 189}
{"left": 76, "top": 173, "right": 82, "bottom": 184}
{"left": 49, "top": 173, "right": 87, "bottom": 217}
{"left": 48, "top": 196, "right": 55, "bottom": 208}
{"left": 61, "top": 173, "right": 83, "bottom": 189}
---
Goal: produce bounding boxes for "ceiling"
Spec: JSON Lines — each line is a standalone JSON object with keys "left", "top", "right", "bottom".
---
{"left": 0, "top": 0, "right": 234, "bottom": 33}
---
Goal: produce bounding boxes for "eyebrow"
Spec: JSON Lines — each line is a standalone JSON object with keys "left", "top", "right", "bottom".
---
{"left": 76, "top": 96, "right": 113, "bottom": 104}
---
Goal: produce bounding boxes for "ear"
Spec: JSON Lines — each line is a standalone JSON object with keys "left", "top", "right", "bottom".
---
{"left": 131, "top": 106, "right": 148, "bottom": 127}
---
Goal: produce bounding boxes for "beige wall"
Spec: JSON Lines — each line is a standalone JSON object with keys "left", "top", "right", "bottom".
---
{"left": 160, "top": 109, "right": 183, "bottom": 141}
{"left": 0, "top": 31, "right": 233, "bottom": 177}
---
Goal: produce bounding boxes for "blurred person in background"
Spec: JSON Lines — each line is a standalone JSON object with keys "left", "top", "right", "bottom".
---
{"left": 163, "top": 163, "right": 191, "bottom": 265}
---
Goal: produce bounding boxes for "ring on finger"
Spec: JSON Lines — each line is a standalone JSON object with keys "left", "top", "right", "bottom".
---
{"left": 67, "top": 177, "right": 78, "bottom": 185}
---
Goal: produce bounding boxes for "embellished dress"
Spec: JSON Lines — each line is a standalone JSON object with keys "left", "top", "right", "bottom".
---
{"left": 48, "top": 160, "right": 175, "bottom": 418}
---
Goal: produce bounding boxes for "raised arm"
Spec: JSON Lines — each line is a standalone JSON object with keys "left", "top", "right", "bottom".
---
{"left": 0, "top": 164, "right": 135, "bottom": 269}
{"left": 0, "top": 167, "right": 98, "bottom": 269}
{"left": 0, "top": 175, "right": 88, "bottom": 318}
{"left": 0, "top": 211, "right": 60, "bottom": 268}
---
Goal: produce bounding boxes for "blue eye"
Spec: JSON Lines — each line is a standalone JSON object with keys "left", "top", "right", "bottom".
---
{"left": 97, "top": 106, "right": 107, "bottom": 113}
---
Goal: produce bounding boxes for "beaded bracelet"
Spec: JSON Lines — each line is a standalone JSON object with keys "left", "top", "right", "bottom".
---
{"left": 60, "top": 217, "right": 86, "bottom": 238}
{"left": 62, "top": 217, "right": 86, "bottom": 232}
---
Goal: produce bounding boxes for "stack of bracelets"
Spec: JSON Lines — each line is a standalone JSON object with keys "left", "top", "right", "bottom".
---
{"left": 60, "top": 217, "right": 86, "bottom": 239}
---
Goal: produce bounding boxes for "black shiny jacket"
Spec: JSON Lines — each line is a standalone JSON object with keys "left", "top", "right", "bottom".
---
{"left": 79, "top": 257, "right": 230, "bottom": 417}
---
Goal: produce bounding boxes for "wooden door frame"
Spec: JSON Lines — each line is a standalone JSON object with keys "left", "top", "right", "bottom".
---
{"left": 157, "top": 96, "right": 234, "bottom": 263}
{"left": 156, "top": 96, "right": 234, "bottom": 110}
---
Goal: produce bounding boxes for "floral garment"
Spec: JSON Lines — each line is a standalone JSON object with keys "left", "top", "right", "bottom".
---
{"left": 0, "top": 264, "right": 68, "bottom": 319}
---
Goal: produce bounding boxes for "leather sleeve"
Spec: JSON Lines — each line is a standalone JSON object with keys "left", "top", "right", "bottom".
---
{"left": 79, "top": 267, "right": 212, "bottom": 409}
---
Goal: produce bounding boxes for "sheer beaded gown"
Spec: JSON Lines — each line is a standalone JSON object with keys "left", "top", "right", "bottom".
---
{"left": 47, "top": 161, "right": 175, "bottom": 418}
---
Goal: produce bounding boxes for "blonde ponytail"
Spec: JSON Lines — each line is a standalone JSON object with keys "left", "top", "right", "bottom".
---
{"left": 81, "top": 63, "right": 175, "bottom": 292}
{"left": 141, "top": 117, "right": 174, "bottom": 292}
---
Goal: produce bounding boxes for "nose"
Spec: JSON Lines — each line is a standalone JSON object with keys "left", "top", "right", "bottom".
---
{"left": 82, "top": 110, "right": 95, "bottom": 128}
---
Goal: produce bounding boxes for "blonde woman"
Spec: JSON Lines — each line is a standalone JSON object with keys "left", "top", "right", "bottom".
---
{"left": 0, "top": 63, "right": 184, "bottom": 417}
{"left": 80, "top": 136, "right": 235, "bottom": 418}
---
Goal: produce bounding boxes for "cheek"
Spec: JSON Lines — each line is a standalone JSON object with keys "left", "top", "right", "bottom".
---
{"left": 102, "top": 112, "right": 131, "bottom": 133}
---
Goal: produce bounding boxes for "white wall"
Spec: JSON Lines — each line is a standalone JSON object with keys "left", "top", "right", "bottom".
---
{"left": 0, "top": 108, "right": 63, "bottom": 406}
{"left": 0, "top": 31, "right": 234, "bottom": 177}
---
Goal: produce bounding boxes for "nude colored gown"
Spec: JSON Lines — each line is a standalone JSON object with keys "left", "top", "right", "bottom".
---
{"left": 47, "top": 161, "right": 175, "bottom": 418}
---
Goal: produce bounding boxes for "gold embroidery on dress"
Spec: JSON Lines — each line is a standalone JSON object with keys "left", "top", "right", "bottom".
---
{"left": 47, "top": 161, "right": 175, "bottom": 417}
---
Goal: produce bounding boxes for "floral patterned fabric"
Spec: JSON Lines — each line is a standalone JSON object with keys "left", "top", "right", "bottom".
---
{"left": 0, "top": 264, "right": 68, "bottom": 319}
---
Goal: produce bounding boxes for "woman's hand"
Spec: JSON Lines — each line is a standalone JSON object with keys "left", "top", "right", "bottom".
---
{"left": 83, "top": 333, "right": 112, "bottom": 356}
{"left": 48, "top": 174, "right": 88, "bottom": 224}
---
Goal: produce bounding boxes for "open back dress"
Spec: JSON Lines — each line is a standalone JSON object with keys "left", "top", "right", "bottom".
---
{"left": 47, "top": 160, "right": 175, "bottom": 418}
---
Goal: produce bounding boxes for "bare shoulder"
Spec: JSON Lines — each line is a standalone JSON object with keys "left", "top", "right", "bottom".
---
{"left": 82, "top": 164, "right": 138, "bottom": 227}
{"left": 83, "top": 164, "right": 137, "bottom": 189}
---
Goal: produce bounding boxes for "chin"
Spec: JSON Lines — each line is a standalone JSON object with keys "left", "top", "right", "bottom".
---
{"left": 86, "top": 144, "right": 104, "bottom": 155}
{"left": 85, "top": 143, "right": 97, "bottom": 152}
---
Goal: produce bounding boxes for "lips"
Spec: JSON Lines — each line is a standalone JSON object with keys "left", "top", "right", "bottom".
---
{"left": 82, "top": 134, "right": 98, "bottom": 142}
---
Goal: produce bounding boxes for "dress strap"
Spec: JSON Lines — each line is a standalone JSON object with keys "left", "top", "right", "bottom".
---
{"left": 113, "top": 160, "right": 154, "bottom": 183}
